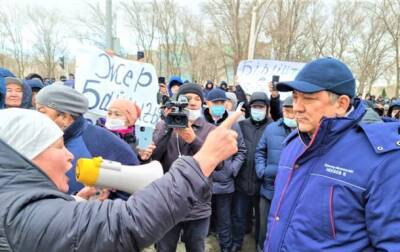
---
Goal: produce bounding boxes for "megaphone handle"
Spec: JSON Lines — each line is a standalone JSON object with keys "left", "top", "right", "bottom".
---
{"left": 88, "top": 188, "right": 110, "bottom": 201}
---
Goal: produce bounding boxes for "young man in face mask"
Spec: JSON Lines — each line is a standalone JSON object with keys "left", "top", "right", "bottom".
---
{"left": 142, "top": 83, "right": 217, "bottom": 252}
{"left": 203, "top": 88, "right": 247, "bottom": 252}
{"left": 254, "top": 95, "right": 296, "bottom": 251}
{"left": 35, "top": 84, "right": 139, "bottom": 196}
{"left": 204, "top": 88, "right": 230, "bottom": 125}
{"left": 232, "top": 92, "right": 271, "bottom": 252}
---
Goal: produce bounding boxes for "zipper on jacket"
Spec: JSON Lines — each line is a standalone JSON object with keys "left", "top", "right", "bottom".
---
{"left": 265, "top": 124, "right": 322, "bottom": 252}
{"left": 329, "top": 186, "right": 336, "bottom": 239}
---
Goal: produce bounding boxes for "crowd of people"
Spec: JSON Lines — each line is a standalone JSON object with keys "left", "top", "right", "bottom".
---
{"left": 0, "top": 56, "right": 399, "bottom": 252}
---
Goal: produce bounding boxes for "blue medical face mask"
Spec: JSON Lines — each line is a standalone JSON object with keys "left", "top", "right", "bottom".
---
{"left": 283, "top": 117, "right": 297, "bottom": 128}
{"left": 210, "top": 105, "right": 226, "bottom": 117}
{"left": 251, "top": 108, "right": 266, "bottom": 121}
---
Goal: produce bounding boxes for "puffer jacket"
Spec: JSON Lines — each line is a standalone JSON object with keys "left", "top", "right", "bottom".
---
{"left": 167, "top": 75, "right": 183, "bottom": 96}
{"left": 255, "top": 118, "right": 292, "bottom": 200}
{"left": 264, "top": 100, "right": 400, "bottom": 251}
{"left": 203, "top": 109, "right": 247, "bottom": 194}
{"left": 236, "top": 117, "right": 271, "bottom": 196}
{"left": 0, "top": 68, "right": 16, "bottom": 108}
{"left": 0, "top": 139, "right": 212, "bottom": 252}
{"left": 152, "top": 117, "right": 215, "bottom": 221}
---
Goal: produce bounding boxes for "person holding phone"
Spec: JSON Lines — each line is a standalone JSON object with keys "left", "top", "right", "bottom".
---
{"left": 137, "top": 51, "right": 145, "bottom": 62}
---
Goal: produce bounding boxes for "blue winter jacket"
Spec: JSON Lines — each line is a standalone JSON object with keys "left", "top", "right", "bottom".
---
{"left": 203, "top": 108, "right": 247, "bottom": 194}
{"left": 167, "top": 75, "right": 183, "bottom": 96}
{"left": 0, "top": 69, "right": 32, "bottom": 109}
{"left": 255, "top": 118, "right": 292, "bottom": 200}
{"left": 211, "top": 124, "right": 247, "bottom": 194}
{"left": 0, "top": 68, "right": 16, "bottom": 108}
{"left": 20, "top": 81, "right": 32, "bottom": 108}
{"left": 264, "top": 100, "right": 400, "bottom": 251}
{"left": 64, "top": 116, "right": 139, "bottom": 197}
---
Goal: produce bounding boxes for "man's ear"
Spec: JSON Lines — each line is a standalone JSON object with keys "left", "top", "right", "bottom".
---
{"left": 58, "top": 113, "right": 75, "bottom": 129}
{"left": 336, "top": 95, "right": 351, "bottom": 116}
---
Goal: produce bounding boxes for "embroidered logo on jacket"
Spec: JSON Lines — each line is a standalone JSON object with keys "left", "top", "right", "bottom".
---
{"left": 324, "top": 163, "right": 354, "bottom": 177}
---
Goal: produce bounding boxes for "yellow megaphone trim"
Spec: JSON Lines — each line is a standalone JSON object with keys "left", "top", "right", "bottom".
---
{"left": 76, "top": 157, "right": 102, "bottom": 186}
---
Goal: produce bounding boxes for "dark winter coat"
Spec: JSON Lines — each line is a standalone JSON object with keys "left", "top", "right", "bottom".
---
{"left": 152, "top": 117, "right": 215, "bottom": 221}
{"left": 0, "top": 139, "right": 212, "bottom": 252}
{"left": 255, "top": 118, "right": 292, "bottom": 199}
{"left": 203, "top": 108, "right": 247, "bottom": 194}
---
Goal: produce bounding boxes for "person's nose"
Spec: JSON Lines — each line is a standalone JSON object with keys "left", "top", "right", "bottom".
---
{"left": 293, "top": 97, "right": 304, "bottom": 114}
{"left": 66, "top": 148, "right": 74, "bottom": 162}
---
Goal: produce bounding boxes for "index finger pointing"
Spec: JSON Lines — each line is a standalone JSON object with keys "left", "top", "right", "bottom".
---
{"left": 219, "top": 111, "right": 242, "bottom": 129}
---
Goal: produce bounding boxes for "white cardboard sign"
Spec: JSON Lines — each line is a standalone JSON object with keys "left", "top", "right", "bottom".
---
{"left": 75, "top": 46, "right": 159, "bottom": 128}
{"left": 236, "top": 59, "right": 305, "bottom": 99}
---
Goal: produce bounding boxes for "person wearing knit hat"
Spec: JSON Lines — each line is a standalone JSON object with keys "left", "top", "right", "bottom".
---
{"left": 107, "top": 99, "right": 141, "bottom": 129}
{"left": 36, "top": 84, "right": 89, "bottom": 124}
{"left": 0, "top": 106, "right": 242, "bottom": 252}
{"left": 105, "top": 99, "right": 142, "bottom": 151}
{"left": 0, "top": 108, "right": 64, "bottom": 160}
{"left": 0, "top": 108, "right": 73, "bottom": 193}
{"left": 35, "top": 85, "right": 140, "bottom": 197}
{"left": 177, "top": 82, "right": 205, "bottom": 104}
{"left": 142, "top": 82, "right": 218, "bottom": 252}
{"left": 225, "top": 92, "right": 238, "bottom": 112}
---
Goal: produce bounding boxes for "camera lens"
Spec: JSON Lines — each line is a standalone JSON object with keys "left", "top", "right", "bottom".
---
{"left": 174, "top": 117, "right": 182, "bottom": 124}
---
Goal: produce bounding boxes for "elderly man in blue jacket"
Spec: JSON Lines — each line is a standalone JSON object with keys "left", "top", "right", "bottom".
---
{"left": 263, "top": 57, "right": 400, "bottom": 251}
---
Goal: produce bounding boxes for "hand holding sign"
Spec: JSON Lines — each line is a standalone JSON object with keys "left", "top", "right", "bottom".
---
{"left": 75, "top": 46, "right": 160, "bottom": 128}
{"left": 193, "top": 111, "right": 242, "bottom": 177}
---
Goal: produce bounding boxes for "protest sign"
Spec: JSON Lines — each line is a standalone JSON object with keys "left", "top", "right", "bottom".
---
{"left": 236, "top": 59, "right": 305, "bottom": 99}
{"left": 75, "top": 46, "right": 159, "bottom": 128}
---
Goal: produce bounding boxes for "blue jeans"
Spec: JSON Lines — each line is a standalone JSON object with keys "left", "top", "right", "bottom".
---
{"left": 156, "top": 217, "right": 210, "bottom": 252}
{"left": 232, "top": 191, "right": 260, "bottom": 248}
{"left": 212, "top": 193, "right": 233, "bottom": 250}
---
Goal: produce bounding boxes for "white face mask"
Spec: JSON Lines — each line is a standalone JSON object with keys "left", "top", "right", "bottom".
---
{"left": 188, "top": 108, "right": 202, "bottom": 121}
{"left": 105, "top": 118, "right": 128, "bottom": 130}
{"left": 283, "top": 117, "right": 297, "bottom": 128}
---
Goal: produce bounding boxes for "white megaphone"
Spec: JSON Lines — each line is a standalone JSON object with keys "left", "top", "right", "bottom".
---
{"left": 76, "top": 157, "right": 164, "bottom": 194}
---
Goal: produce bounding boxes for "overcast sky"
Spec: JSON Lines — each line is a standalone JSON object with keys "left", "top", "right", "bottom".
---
{"left": 1, "top": 0, "right": 204, "bottom": 56}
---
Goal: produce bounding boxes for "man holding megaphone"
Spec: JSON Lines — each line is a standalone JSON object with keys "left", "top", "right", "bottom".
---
{"left": 0, "top": 108, "right": 242, "bottom": 252}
